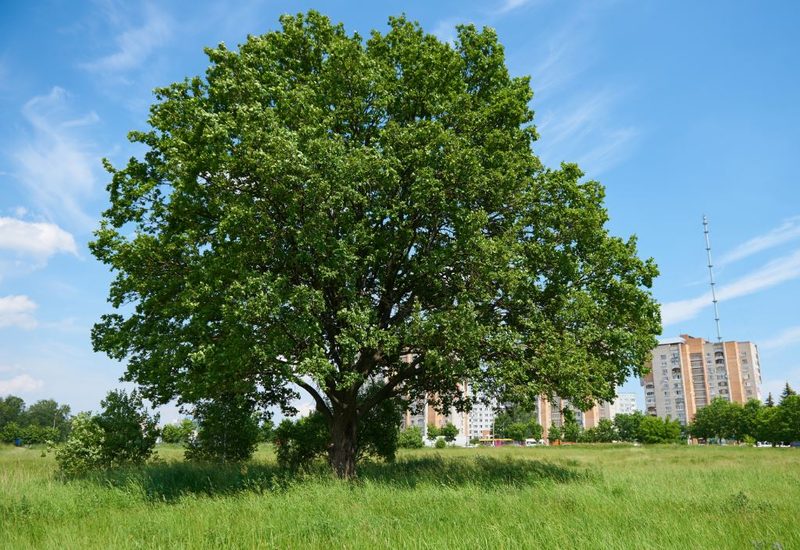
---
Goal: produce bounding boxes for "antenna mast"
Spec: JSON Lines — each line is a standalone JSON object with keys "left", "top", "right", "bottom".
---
{"left": 703, "top": 215, "right": 722, "bottom": 342}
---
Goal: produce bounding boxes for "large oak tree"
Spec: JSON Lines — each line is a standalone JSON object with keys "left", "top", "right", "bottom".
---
{"left": 91, "top": 12, "right": 660, "bottom": 478}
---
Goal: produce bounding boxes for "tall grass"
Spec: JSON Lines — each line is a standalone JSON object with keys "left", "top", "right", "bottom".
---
{"left": 1, "top": 443, "right": 798, "bottom": 549}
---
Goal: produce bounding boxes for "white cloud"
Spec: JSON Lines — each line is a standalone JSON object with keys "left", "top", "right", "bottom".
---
{"left": 0, "top": 217, "right": 77, "bottom": 258}
{"left": 536, "top": 88, "right": 638, "bottom": 176}
{"left": 760, "top": 326, "right": 800, "bottom": 351}
{"left": 0, "top": 295, "right": 37, "bottom": 329}
{"left": 432, "top": 18, "right": 464, "bottom": 45}
{"left": 718, "top": 216, "right": 800, "bottom": 267}
{"left": 13, "top": 87, "right": 99, "bottom": 229}
{"left": 0, "top": 374, "right": 43, "bottom": 395}
{"left": 81, "top": 4, "right": 171, "bottom": 74}
{"left": 661, "top": 249, "right": 800, "bottom": 326}
{"left": 495, "top": 0, "right": 540, "bottom": 15}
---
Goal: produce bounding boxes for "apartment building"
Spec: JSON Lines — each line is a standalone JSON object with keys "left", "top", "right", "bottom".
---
{"left": 401, "top": 396, "right": 471, "bottom": 446}
{"left": 640, "top": 335, "right": 762, "bottom": 424}
{"left": 582, "top": 392, "right": 639, "bottom": 429}
{"left": 402, "top": 390, "right": 639, "bottom": 442}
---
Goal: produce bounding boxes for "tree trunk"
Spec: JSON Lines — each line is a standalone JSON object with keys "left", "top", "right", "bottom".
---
{"left": 329, "top": 410, "right": 358, "bottom": 479}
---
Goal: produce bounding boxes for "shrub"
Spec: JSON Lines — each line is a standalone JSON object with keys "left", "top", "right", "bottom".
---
{"left": 185, "top": 395, "right": 260, "bottom": 463}
{"left": 274, "top": 413, "right": 329, "bottom": 472}
{"left": 638, "top": 415, "right": 682, "bottom": 444}
{"left": 0, "top": 421, "right": 22, "bottom": 443}
{"left": 55, "top": 390, "right": 159, "bottom": 475}
{"left": 440, "top": 423, "right": 459, "bottom": 443}
{"left": 161, "top": 419, "right": 195, "bottom": 444}
{"left": 95, "top": 390, "right": 160, "bottom": 467}
{"left": 435, "top": 438, "right": 447, "bottom": 449}
{"left": 22, "top": 425, "right": 59, "bottom": 444}
{"left": 55, "top": 413, "right": 104, "bottom": 476}
{"left": 274, "top": 397, "right": 403, "bottom": 472}
{"left": 398, "top": 426, "right": 424, "bottom": 449}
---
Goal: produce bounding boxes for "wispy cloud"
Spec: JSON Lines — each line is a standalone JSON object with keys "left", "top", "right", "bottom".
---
{"left": 81, "top": 3, "right": 171, "bottom": 74}
{"left": 760, "top": 326, "right": 800, "bottom": 351}
{"left": 718, "top": 216, "right": 800, "bottom": 266}
{"left": 495, "top": 0, "right": 541, "bottom": 15}
{"left": 661, "top": 249, "right": 800, "bottom": 326}
{"left": 0, "top": 217, "right": 77, "bottom": 258}
{"left": 431, "top": 18, "right": 464, "bottom": 45}
{"left": 13, "top": 87, "right": 99, "bottom": 229}
{"left": 0, "top": 295, "right": 38, "bottom": 329}
{"left": 536, "top": 88, "right": 638, "bottom": 176}
{"left": 0, "top": 374, "right": 44, "bottom": 395}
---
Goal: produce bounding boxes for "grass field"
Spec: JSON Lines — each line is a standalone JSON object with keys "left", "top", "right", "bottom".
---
{"left": 1, "top": 443, "right": 798, "bottom": 549}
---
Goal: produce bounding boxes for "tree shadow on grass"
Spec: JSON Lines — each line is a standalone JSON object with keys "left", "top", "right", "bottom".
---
{"left": 357, "top": 454, "right": 593, "bottom": 489}
{"left": 83, "top": 454, "right": 592, "bottom": 502}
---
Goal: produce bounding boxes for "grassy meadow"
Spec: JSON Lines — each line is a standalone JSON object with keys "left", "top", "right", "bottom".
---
{"left": 1, "top": 443, "right": 798, "bottom": 549}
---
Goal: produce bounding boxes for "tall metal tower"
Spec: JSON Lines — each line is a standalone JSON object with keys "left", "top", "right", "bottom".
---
{"left": 703, "top": 215, "right": 722, "bottom": 342}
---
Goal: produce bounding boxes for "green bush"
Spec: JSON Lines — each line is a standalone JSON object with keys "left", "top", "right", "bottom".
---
{"left": 0, "top": 421, "right": 22, "bottom": 443}
{"left": 161, "top": 419, "right": 195, "bottom": 444}
{"left": 435, "top": 438, "right": 446, "bottom": 449}
{"left": 185, "top": 396, "right": 260, "bottom": 463}
{"left": 22, "top": 425, "right": 59, "bottom": 444}
{"left": 55, "top": 413, "right": 104, "bottom": 476}
{"left": 274, "top": 397, "right": 403, "bottom": 472}
{"left": 398, "top": 426, "right": 424, "bottom": 449}
{"left": 95, "top": 390, "right": 160, "bottom": 467}
{"left": 274, "top": 413, "right": 329, "bottom": 472}
{"left": 440, "top": 423, "right": 459, "bottom": 442}
{"left": 55, "top": 390, "right": 159, "bottom": 475}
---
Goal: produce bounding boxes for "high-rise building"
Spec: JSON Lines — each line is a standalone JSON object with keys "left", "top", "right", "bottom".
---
{"left": 582, "top": 392, "right": 639, "bottom": 429}
{"left": 640, "top": 335, "right": 762, "bottom": 424}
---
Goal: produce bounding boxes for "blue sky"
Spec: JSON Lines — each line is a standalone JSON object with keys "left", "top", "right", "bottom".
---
{"left": 1, "top": 0, "right": 799, "bottom": 419}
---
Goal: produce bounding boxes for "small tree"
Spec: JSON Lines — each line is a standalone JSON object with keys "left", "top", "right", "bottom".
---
{"left": 739, "top": 399, "right": 762, "bottom": 441}
{"left": 765, "top": 393, "right": 775, "bottom": 407}
{"left": 162, "top": 419, "right": 196, "bottom": 444}
{"left": 398, "top": 426, "right": 424, "bottom": 448}
{"left": 780, "top": 383, "right": 797, "bottom": 403}
{"left": 440, "top": 423, "right": 459, "bottom": 443}
{"left": 614, "top": 411, "right": 643, "bottom": 442}
{"left": 0, "top": 396, "right": 26, "bottom": 430}
{"left": 426, "top": 424, "right": 440, "bottom": 441}
{"left": 55, "top": 413, "right": 104, "bottom": 476}
{"left": 594, "top": 418, "right": 617, "bottom": 443}
{"left": 774, "top": 394, "right": 800, "bottom": 444}
{"left": 95, "top": 390, "right": 160, "bottom": 467}
{"left": 638, "top": 415, "right": 681, "bottom": 444}
{"left": 0, "top": 421, "right": 23, "bottom": 444}
{"left": 756, "top": 405, "right": 779, "bottom": 446}
{"left": 507, "top": 422, "right": 528, "bottom": 443}
{"left": 548, "top": 424, "right": 562, "bottom": 443}
{"left": 562, "top": 421, "right": 581, "bottom": 443}
{"left": 22, "top": 399, "right": 72, "bottom": 441}
{"left": 185, "top": 395, "right": 260, "bottom": 463}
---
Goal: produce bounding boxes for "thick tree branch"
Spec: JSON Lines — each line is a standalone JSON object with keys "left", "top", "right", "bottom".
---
{"left": 292, "top": 377, "right": 332, "bottom": 419}
{"left": 357, "top": 355, "right": 422, "bottom": 415}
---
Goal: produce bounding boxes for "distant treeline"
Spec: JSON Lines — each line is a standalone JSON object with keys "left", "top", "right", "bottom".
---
{"left": 0, "top": 395, "right": 71, "bottom": 443}
{"left": 689, "top": 384, "right": 800, "bottom": 445}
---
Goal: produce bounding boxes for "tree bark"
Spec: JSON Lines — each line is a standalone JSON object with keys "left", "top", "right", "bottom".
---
{"left": 329, "top": 409, "right": 358, "bottom": 479}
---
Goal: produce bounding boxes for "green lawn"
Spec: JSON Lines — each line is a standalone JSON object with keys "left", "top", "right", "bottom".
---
{"left": 1, "top": 443, "right": 798, "bottom": 549}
